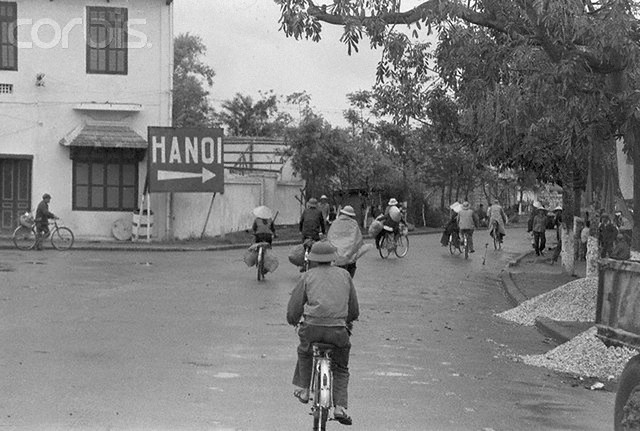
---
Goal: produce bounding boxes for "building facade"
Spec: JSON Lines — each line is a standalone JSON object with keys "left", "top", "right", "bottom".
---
{"left": 0, "top": 0, "right": 173, "bottom": 239}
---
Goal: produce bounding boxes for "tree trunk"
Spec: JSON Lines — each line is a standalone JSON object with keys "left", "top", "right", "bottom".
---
{"left": 560, "top": 226, "right": 575, "bottom": 276}
{"left": 585, "top": 235, "right": 599, "bottom": 278}
{"left": 632, "top": 120, "right": 640, "bottom": 251}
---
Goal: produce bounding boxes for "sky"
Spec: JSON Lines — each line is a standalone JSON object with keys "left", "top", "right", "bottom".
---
{"left": 173, "top": 1, "right": 387, "bottom": 127}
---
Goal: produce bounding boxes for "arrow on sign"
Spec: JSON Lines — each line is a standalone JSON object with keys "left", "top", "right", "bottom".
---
{"left": 157, "top": 167, "right": 216, "bottom": 183}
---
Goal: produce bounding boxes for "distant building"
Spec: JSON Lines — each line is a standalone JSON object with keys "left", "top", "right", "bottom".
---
{"left": 0, "top": 0, "right": 173, "bottom": 239}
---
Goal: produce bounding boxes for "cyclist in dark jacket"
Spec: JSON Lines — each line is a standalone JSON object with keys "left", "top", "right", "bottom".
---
{"left": 35, "top": 193, "right": 57, "bottom": 250}
{"left": 299, "top": 198, "right": 325, "bottom": 241}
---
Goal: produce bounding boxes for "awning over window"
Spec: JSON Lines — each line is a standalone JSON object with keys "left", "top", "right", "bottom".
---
{"left": 59, "top": 123, "right": 147, "bottom": 149}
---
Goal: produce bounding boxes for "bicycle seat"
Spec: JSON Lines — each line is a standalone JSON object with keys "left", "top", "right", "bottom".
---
{"left": 383, "top": 225, "right": 394, "bottom": 232}
{"left": 311, "top": 342, "right": 336, "bottom": 353}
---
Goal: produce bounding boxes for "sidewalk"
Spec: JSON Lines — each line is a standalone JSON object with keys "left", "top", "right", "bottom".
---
{"left": 500, "top": 245, "right": 593, "bottom": 344}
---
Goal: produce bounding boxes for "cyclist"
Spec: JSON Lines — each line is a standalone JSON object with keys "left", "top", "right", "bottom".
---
{"left": 34, "top": 193, "right": 58, "bottom": 251}
{"left": 327, "top": 205, "right": 364, "bottom": 278}
{"left": 457, "top": 201, "right": 479, "bottom": 253}
{"left": 299, "top": 197, "right": 326, "bottom": 243}
{"left": 318, "top": 195, "right": 331, "bottom": 227}
{"left": 251, "top": 206, "right": 275, "bottom": 245}
{"left": 287, "top": 241, "right": 359, "bottom": 426}
{"left": 374, "top": 205, "right": 402, "bottom": 249}
{"left": 487, "top": 199, "right": 507, "bottom": 243}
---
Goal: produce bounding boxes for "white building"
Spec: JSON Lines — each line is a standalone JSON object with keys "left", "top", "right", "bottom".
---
{"left": 0, "top": 0, "right": 173, "bottom": 239}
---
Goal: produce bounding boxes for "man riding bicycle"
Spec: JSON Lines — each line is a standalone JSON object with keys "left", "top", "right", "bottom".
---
{"left": 374, "top": 205, "right": 402, "bottom": 249}
{"left": 287, "top": 241, "right": 359, "bottom": 426}
{"left": 251, "top": 206, "right": 275, "bottom": 245}
{"left": 457, "top": 201, "right": 479, "bottom": 253}
{"left": 299, "top": 198, "right": 326, "bottom": 243}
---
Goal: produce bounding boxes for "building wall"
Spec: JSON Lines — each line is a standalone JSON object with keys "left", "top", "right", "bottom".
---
{"left": 168, "top": 174, "right": 304, "bottom": 240}
{"left": 0, "top": 0, "right": 172, "bottom": 239}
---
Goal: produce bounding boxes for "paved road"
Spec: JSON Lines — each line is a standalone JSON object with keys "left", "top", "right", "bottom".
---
{"left": 0, "top": 228, "right": 611, "bottom": 430}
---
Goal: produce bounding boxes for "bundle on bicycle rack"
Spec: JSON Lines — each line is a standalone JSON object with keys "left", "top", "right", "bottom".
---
{"left": 19, "top": 212, "right": 34, "bottom": 228}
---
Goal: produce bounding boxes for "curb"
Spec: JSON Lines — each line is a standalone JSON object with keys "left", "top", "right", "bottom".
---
{"left": 0, "top": 228, "right": 441, "bottom": 253}
{"left": 535, "top": 317, "right": 594, "bottom": 344}
{"left": 499, "top": 270, "right": 528, "bottom": 306}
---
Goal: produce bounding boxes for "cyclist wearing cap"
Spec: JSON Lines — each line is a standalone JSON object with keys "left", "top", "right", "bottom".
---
{"left": 35, "top": 193, "right": 58, "bottom": 250}
{"left": 327, "top": 205, "right": 364, "bottom": 278}
{"left": 287, "top": 241, "right": 359, "bottom": 425}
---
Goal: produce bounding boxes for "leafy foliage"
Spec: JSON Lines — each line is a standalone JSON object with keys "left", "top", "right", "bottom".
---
{"left": 172, "top": 33, "right": 216, "bottom": 128}
{"left": 215, "top": 91, "right": 292, "bottom": 137}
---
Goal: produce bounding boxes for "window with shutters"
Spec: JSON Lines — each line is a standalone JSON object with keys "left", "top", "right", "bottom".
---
{"left": 86, "top": 6, "right": 127, "bottom": 75}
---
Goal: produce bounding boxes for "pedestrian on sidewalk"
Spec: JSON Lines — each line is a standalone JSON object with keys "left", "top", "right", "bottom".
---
{"left": 550, "top": 206, "right": 563, "bottom": 264}
{"left": 598, "top": 213, "right": 618, "bottom": 258}
{"left": 531, "top": 207, "right": 547, "bottom": 256}
{"left": 579, "top": 221, "right": 590, "bottom": 261}
{"left": 610, "top": 233, "right": 631, "bottom": 261}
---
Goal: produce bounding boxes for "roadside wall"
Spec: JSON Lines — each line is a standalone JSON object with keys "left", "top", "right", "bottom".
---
{"left": 167, "top": 174, "right": 304, "bottom": 240}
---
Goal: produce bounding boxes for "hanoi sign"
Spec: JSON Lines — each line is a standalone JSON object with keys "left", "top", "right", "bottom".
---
{"left": 147, "top": 127, "right": 224, "bottom": 193}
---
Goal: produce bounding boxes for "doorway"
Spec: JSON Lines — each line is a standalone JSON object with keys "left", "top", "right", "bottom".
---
{"left": 0, "top": 157, "right": 32, "bottom": 231}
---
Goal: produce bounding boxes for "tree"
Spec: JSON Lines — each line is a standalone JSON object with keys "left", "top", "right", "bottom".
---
{"left": 172, "top": 33, "right": 216, "bottom": 128}
{"left": 215, "top": 91, "right": 292, "bottom": 137}
{"left": 276, "top": 0, "right": 640, "bottom": 251}
{"left": 284, "top": 111, "right": 350, "bottom": 198}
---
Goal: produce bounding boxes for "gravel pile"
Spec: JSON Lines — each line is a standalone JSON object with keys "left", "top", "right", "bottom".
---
{"left": 496, "top": 276, "right": 639, "bottom": 379}
{"left": 496, "top": 277, "right": 598, "bottom": 325}
{"left": 520, "top": 326, "right": 638, "bottom": 379}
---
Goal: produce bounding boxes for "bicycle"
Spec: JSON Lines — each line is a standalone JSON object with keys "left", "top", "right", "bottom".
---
{"left": 448, "top": 231, "right": 462, "bottom": 255}
{"left": 12, "top": 218, "right": 74, "bottom": 251}
{"left": 489, "top": 220, "right": 503, "bottom": 250}
{"left": 249, "top": 241, "right": 271, "bottom": 281}
{"left": 309, "top": 342, "right": 335, "bottom": 431}
{"left": 460, "top": 229, "right": 471, "bottom": 259}
{"left": 378, "top": 224, "right": 409, "bottom": 259}
{"left": 302, "top": 237, "right": 317, "bottom": 272}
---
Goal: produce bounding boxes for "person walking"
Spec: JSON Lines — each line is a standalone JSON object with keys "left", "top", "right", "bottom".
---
{"left": 550, "top": 206, "right": 563, "bottom": 264}
{"left": 599, "top": 213, "right": 619, "bottom": 258}
{"left": 34, "top": 193, "right": 58, "bottom": 251}
{"left": 487, "top": 199, "right": 507, "bottom": 242}
{"left": 531, "top": 207, "right": 547, "bottom": 256}
{"left": 287, "top": 241, "right": 359, "bottom": 425}
{"left": 457, "top": 201, "right": 479, "bottom": 253}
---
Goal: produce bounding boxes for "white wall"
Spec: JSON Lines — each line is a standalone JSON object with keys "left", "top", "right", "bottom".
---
{"left": 0, "top": 0, "right": 173, "bottom": 239}
{"left": 168, "top": 174, "right": 304, "bottom": 240}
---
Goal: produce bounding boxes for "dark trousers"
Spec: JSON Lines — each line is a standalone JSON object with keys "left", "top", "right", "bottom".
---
{"left": 533, "top": 231, "right": 546, "bottom": 255}
{"left": 35, "top": 222, "right": 49, "bottom": 249}
{"left": 292, "top": 323, "right": 351, "bottom": 408}
{"left": 253, "top": 233, "right": 272, "bottom": 245}
{"left": 460, "top": 229, "right": 475, "bottom": 252}
{"left": 337, "top": 262, "right": 357, "bottom": 278}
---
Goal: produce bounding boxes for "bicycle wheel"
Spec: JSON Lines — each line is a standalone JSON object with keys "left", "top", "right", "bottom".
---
{"left": 492, "top": 231, "right": 498, "bottom": 250}
{"left": 448, "top": 235, "right": 460, "bottom": 255}
{"left": 51, "top": 227, "right": 74, "bottom": 250}
{"left": 12, "top": 225, "right": 36, "bottom": 250}
{"left": 378, "top": 234, "right": 391, "bottom": 259}
{"left": 256, "top": 247, "right": 264, "bottom": 281}
{"left": 464, "top": 233, "right": 469, "bottom": 259}
{"left": 395, "top": 234, "right": 409, "bottom": 258}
